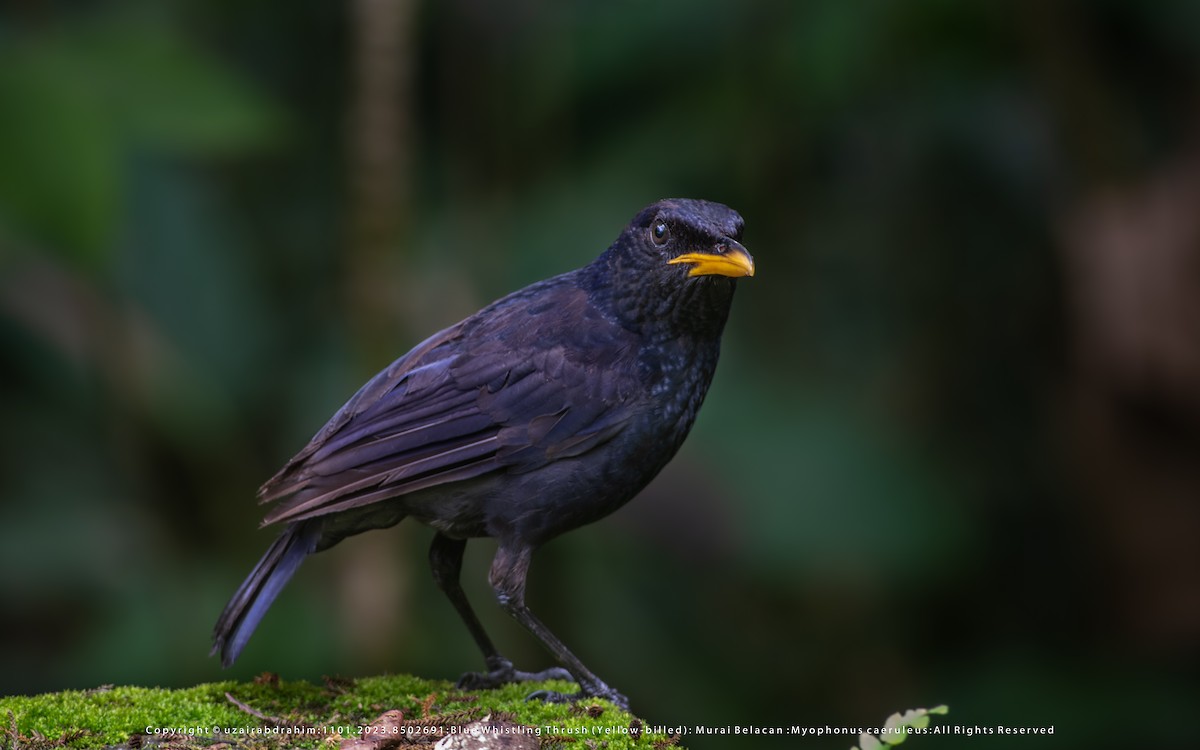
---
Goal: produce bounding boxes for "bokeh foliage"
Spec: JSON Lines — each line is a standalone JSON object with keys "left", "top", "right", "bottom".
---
{"left": 3, "top": 1, "right": 1199, "bottom": 748}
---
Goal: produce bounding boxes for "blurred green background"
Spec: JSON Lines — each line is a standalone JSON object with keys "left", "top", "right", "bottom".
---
{"left": 2, "top": 0, "right": 1199, "bottom": 747}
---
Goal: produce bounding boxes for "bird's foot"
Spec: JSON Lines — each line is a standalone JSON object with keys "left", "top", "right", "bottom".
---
{"left": 456, "top": 657, "right": 574, "bottom": 691}
{"left": 458, "top": 658, "right": 630, "bottom": 710}
{"left": 526, "top": 681, "right": 630, "bottom": 712}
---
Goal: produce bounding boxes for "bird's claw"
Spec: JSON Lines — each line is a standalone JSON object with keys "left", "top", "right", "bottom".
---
{"left": 456, "top": 657, "right": 574, "bottom": 690}
{"left": 457, "top": 659, "right": 628, "bottom": 710}
{"left": 526, "top": 684, "right": 631, "bottom": 712}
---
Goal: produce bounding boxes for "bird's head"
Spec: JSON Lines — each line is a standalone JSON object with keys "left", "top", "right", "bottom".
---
{"left": 628, "top": 198, "right": 754, "bottom": 280}
{"left": 591, "top": 198, "right": 754, "bottom": 337}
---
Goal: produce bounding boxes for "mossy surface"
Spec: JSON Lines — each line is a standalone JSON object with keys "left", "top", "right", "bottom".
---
{"left": 0, "top": 674, "right": 677, "bottom": 750}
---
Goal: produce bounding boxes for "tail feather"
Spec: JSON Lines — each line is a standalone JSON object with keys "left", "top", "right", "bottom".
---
{"left": 212, "top": 521, "right": 320, "bottom": 667}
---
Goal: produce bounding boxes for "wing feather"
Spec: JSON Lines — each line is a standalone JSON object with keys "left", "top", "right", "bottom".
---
{"left": 257, "top": 281, "right": 642, "bottom": 526}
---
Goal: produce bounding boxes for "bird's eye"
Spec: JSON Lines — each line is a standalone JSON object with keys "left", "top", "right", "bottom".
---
{"left": 651, "top": 222, "right": 670, "bottom": 245}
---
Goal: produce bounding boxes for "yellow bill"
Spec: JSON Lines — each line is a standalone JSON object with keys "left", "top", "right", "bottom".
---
{"left": 668, "top": 245, "right": 755, "bottom": 278}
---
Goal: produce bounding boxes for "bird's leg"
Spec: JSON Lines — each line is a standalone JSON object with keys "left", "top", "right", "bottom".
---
{"left": 428, "top": 533, "right": 571, "bottom": 689}
{"left": 487, "top": 542, "right": 631, "bottom": 710}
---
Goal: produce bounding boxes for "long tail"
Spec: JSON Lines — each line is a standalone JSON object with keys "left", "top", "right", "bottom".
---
{"left": 212, "top": 521, "right": 321, "bottom": 667}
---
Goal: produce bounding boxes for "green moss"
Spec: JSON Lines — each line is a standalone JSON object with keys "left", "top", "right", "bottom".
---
{"left": 0, "top": 675, "right": 676, "bottom": 750}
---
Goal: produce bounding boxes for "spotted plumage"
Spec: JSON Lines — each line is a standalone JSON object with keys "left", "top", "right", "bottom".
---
{"left": 212, "top": 199, "right": 753, "bottom": 710}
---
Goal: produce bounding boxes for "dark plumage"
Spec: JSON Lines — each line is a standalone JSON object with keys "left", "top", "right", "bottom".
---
{"left": 212, "top": 198, "right": 754, "bottom": 709}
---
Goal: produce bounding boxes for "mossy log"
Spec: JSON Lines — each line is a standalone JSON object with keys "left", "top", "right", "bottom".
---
{"left": 0, "top": 674, "right": 676, "bottom": 750}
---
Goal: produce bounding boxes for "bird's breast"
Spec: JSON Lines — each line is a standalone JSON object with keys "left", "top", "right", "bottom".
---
{"left": 635, "top": 338, "right": 722, "bottom": 443}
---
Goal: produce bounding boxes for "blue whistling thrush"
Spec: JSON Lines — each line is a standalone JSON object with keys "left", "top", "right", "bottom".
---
{"left": 212, "top": 199, "right": 754, "bottom": 710}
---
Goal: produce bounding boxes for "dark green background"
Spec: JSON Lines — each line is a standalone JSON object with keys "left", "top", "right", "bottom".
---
{"left": 3, "top": 1, "right": 1198, "bottom": 747}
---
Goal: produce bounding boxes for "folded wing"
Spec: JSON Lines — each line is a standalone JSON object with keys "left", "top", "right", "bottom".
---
{"left": 259, "top": 284, "right": 639, "bottom": 525}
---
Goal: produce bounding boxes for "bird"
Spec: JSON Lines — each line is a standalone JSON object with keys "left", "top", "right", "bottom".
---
{"left": 212, "top": 198, "right": 754, "bottom": 710}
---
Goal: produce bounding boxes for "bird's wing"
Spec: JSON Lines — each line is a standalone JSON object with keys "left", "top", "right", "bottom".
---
{"left": 259, "top": 283, "right": 639, "bottom": 525}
